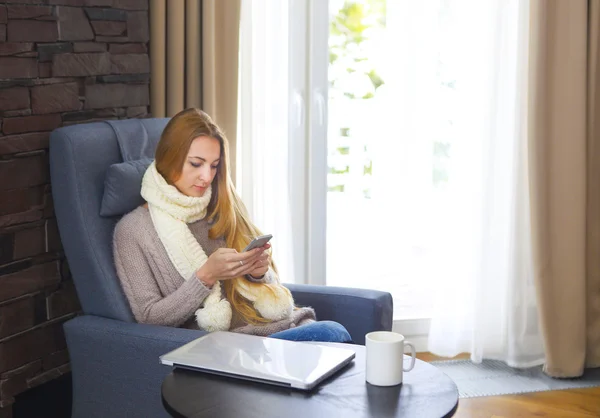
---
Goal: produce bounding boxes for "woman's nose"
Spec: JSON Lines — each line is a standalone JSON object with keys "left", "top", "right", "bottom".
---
{"left": 198, "top": 166, "right": 211, "bottom": 182}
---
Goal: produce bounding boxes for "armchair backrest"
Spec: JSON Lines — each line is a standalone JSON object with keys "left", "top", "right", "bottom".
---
{"left": 49, "top": 118, "right": 170, "bottom": 321}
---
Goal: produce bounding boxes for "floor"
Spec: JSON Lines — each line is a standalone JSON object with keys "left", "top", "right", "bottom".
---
{"left": 417, "top": 353, "right": 600, "bottom": 418}
{"left": 453, "top": 388, "right": 600, "bottom": 418}
{"left": 12, "top": 373, "right": 72, "bottom": 418}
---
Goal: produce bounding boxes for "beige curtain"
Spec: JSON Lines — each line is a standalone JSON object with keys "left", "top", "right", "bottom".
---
{"left": 202, "top": 0, "right": 241, "bottom": 181}
{"left": 149, "top": 0, "right": 241, "bottom": 178}
{"left": 586, "top": 0, "right": 600, "bottom": 371}
{"left": 529, "top": 0, "right": 600, "bottom": 377}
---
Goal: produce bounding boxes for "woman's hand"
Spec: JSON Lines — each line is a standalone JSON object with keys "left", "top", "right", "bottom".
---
{"left": 195, "top": 246, "right": 266, "bottom": 287}
{"left": 248, "top": 243, "right": 271, "bottom": 278}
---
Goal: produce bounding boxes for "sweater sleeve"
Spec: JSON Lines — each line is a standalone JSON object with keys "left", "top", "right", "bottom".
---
{"left": 113, "top": 219, "right": 212, "bottom": 327}
{"left": 244, "top": 267, "right": 277, "bottom": 284}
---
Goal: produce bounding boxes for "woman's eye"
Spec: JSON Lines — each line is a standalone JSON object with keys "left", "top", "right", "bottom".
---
{"left": 190, "top": 162, "right": 201, "bottom": 168}
{"left": 211, "top": 165, "right": 218, "bottom": 170}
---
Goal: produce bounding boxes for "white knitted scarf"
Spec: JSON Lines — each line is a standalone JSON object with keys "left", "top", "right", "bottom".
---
{"left": 140, "top": 162, "right": 293, "bottom": 331}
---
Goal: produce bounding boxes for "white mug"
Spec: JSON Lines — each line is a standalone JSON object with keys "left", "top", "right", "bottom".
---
{"left": 365, "top": 331, "right": 416, "bottom": 386}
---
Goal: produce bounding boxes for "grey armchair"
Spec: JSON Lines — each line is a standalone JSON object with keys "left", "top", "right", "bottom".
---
{"left": 49, "top": 118, "right": 393, "bottom": 418}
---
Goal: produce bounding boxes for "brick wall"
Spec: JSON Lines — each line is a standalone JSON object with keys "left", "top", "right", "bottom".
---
{"left": 0, "top": 0, "right": 150, "bottom": 416}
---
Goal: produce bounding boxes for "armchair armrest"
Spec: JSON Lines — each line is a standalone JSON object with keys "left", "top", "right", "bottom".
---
{"left": 64, "top": 315, "right": 205, "bottom": 418}
{"left": 65, "top": 315, "right": 203, "bottom": 353}
{"left": 284, "top": 284, "right": 393, "bottom": 345}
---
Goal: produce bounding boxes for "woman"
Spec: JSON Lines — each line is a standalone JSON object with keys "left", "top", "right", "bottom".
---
{"left": 113, "top": 108, "right": 351, "bottom": 342}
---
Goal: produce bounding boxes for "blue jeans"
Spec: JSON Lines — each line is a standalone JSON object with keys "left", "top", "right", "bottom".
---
{"left": 269, "top": 320, "right": 353, "bottom": 343}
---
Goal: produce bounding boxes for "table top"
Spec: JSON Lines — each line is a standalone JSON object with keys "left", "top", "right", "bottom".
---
{"left": 161, "top": 344, "right": 458, "bottom": 418}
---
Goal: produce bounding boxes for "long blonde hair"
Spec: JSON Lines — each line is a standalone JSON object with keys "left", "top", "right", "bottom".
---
{"left": 155, "top": 108, "right": 290, "bottom": 324}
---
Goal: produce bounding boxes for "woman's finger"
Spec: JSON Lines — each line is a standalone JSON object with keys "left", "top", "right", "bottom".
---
{"left": 246, "top": 252, "right": 266, "bottom": 265}
{"left": 248, "top": 259, "right": 267, "bottom": 275}
{"left": 242, "top": 259, "right": 264, "bottom": 276}
{"left": 229, "top": 259, "right": 246, "bottom": 273}
{"left": 231, "top": 248, "right": 264, "bottom": 262}
{"left": 231, "top": 259, "right": 257, "bottom": 277}
{"left": 217, "top": 248, "right": 238, "bottom": 256}
{"left": 221, "top": 255, "right": 266, "bottom": 279}
{"left": 250, "top": 259, "right": 263, "bottom": 271}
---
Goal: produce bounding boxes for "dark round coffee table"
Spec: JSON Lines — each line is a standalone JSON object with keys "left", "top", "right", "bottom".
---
{"left": 162, "top": 344, "right": 458, "bottom": 418}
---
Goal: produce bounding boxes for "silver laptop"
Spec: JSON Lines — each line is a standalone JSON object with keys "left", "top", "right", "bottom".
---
{"left": 159, "top": 331, "right": 356, "bottom": 390}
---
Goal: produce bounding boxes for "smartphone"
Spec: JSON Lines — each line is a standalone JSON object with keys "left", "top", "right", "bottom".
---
{"left": 243, "top": 234, "right": 273, "bottom": 252}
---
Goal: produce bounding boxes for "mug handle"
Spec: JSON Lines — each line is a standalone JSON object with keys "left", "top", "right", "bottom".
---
{"left": 403, "top": 341, "right": 416, "bottom": 372}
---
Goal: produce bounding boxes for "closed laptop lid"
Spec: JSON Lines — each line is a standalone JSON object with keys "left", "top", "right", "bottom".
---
{"left": 159, "top": 332, "right": 356, "bottom": 390}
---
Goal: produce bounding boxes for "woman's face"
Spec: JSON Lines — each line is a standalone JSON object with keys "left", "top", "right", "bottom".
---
{"left": 173, "top": 135, "right": 221, "bottom": 197}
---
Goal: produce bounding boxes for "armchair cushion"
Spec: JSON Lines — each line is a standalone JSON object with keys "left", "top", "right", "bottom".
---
{"left": 100, "top": 158, "right": 153, "bottom": 217}
{"left": 285, "top": 284, "right": 393, "bottom": 345}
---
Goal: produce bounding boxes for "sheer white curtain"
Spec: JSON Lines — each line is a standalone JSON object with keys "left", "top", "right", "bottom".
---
{"left": 427, "top": 0, "right": 543, "bottom": 367}
{"left": 238, "top": 0, "right": 297, "bottom": 283}
{"left": 374, "top": 0, "right": 544, "bottom": 367}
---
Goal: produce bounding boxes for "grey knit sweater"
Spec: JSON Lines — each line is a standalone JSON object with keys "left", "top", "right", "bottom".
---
{"left": 113, "top": 206, "right": 316, "bottom": 335}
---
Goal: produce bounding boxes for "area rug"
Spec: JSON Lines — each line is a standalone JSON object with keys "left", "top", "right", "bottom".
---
{"left": 430, "top": 359, "right": 600, "bottom": 398}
